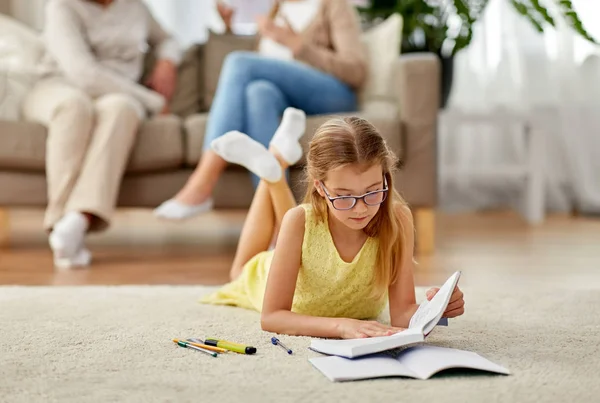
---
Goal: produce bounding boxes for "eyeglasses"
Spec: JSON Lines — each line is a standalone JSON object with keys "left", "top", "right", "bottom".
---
{"left": 320, "top": 177, "right": 388, "bottom": 211}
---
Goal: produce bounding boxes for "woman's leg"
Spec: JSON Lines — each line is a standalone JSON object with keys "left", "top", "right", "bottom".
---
{"left": 47, "top": 94, "right": 142, "bottom": 269}
{"left": 156, "top": 51, "right": 257, "bottom": 210}
{"left": 156, "top": 51, "right": 355, "bottom": 218}
{"left": 22, "top": 78, "right": 96, "bottom": 267}
{"left": 245, "top": 80, "right": 288, "bottom": 187}
{"left": 66, "top": 94, "right": 142, "bottom": 231}
{"left": 21, "top": 78, "right": 95, "bottom": 233}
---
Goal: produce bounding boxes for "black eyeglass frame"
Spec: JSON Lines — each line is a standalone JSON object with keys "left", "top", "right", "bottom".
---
{"left": 319, "top": 176, "right": 389, "bottom": 211}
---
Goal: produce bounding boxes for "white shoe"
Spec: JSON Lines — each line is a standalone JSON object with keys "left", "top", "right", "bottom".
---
{"left": 153, "top": 198, "right": 214, "bottom": 220}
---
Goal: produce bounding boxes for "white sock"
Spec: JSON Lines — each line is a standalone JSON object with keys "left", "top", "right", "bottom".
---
{"left": 49, "top": 212, "right": 89, "bottom": 260}
{"left": 54, "top": 247, "right": 92, "bottom": 270}
{"left": 269, "top": 107, "right": 306, "bottom": 165}
{"left": 153, "top": 198, "right": 213, "bottom": 221}
{"left": 211, "top": 131, "right": 282, "bottom": 182}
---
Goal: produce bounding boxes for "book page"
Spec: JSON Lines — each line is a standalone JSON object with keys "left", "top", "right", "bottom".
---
{"left": 399, "top": 345, "right": 511, "bottom": 380}
{"left": 409, "top": 271, "right": 461, "bottom": 334}
{"left": 310, "top": 327, "right": 424, "bottom": 358}
{"left": 309, "top": 355, "right": 418, "bottom": 382}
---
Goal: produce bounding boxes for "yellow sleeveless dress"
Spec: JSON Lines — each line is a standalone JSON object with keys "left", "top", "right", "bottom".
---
{"left": 200, "top": 204, "right": 387, "bottom": 319}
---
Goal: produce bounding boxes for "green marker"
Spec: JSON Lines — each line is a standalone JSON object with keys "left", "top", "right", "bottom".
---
{"left": 175, "top": 340, "right": 217, "bottom": 357}
{"left": 205, "top": 338, "right": 256, "bottom": 355}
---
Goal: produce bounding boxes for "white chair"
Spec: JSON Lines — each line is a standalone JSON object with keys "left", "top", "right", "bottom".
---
{"left": 439, "top": 107, "right": 546, "bottom": 224}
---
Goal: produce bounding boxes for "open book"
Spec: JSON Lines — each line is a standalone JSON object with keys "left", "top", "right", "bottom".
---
{"left": 309, "top": 271, "right": 462, "bottom": 358}
{"left": 309, "top": 345, "right": 511, "bottom": 382}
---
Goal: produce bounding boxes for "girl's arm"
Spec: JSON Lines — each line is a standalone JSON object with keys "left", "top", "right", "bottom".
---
{"left": 388, "top": 205, "right": 421, "bottom": 328}
{"left": 261, "top": 207, "right": 344, "bottom": 338}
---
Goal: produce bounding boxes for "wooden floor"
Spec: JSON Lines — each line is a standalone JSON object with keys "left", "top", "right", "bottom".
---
{"left": 1, "top": 208, "right": 599, "bottom": 288}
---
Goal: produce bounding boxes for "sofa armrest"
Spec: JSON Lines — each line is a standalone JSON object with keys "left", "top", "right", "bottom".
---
{"left": 393, "top": 52, "right": 441, "bottom": 208}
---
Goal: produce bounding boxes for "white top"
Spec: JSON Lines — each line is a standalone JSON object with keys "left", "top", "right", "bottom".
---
{"left": 38, "top": 0, "right": 182, "bottom": 114}
{"left": 258, "top": 0, "right": 321, "bottom": 61}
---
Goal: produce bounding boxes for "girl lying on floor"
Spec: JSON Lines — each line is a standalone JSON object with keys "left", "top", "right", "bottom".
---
{"left": 201, "top": 109, "right": 465, "bottom": 339}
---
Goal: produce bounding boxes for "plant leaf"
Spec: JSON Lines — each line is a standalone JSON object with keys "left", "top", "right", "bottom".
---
{"left": 554, "top": 0, "right": 598, "bottom": 43}
{"left": 529, "top": 0, "right": 555, "bottom": 26}
{"left": 510, "top": 0, "right": 545, "bottom": 33}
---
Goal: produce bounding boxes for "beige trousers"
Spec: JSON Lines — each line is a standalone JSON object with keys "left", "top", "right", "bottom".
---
{"left": 22, "top": 77, "right": 144, "bottom": 232}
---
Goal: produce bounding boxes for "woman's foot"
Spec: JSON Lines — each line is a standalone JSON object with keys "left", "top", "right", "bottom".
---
{"left": 153, "top": 197, "right": 214, "bottom": 220}
{"left": 48, "top": 211, "right": 91, "bottom": 270}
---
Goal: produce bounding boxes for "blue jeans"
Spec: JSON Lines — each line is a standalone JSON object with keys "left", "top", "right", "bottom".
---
{"left": 203, "top": 51, "right": 358, "bottom": 186}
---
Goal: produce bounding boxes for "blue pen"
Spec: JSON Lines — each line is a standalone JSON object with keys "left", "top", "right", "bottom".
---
{"left": 271, "top": 337, "right": 293, "bottom": 354}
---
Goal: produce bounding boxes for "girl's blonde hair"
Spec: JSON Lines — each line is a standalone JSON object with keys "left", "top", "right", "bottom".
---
{"left": 303, "top": 117, "right": 409, "bottom": 298}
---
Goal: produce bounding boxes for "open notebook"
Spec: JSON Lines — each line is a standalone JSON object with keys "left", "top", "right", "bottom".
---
{"left": 309, "top": 271, "right": 462, "bottom": 358}
{"left": 309, "top": 345, "right": 511, "bottom": 382}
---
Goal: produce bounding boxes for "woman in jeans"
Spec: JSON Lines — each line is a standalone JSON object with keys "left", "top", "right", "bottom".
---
{"left": 154, "top": 0, "right": 366, "bottom": 220}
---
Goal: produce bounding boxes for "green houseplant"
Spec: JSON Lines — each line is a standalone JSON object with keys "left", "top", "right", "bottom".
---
{"left": 357, "top": 0, "right": 597, "bottom": 107}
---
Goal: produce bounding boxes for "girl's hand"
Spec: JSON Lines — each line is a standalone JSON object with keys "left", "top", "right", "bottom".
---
{"left": 426, "top": 285, "right": 465, "bottom": 318}
{"left": 336, "top": 318, "right": 405, "bottom": 339}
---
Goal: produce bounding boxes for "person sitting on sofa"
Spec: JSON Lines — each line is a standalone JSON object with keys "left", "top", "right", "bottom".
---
{"left": 22, "top": 0, "right": 181, "bottom": 269}
{"left": 154, "top": 0, "right": 366, "bottom": 220}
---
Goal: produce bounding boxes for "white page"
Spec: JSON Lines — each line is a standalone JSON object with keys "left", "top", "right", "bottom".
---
{"left": 399, "top": 345, "right": 511, "bottom": 380}
{"left": 409, "top": 271, "right": 461, "bottom": 334}
{"left": 310, "top": 327, "right": 424, "bottom": 358}
{"left": 309, "top": 355, "right": 418, "bottom": 382}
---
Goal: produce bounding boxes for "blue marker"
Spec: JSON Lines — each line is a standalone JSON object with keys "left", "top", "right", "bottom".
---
{"left": 271, "top": 337, "right": 293, "bottom": 354}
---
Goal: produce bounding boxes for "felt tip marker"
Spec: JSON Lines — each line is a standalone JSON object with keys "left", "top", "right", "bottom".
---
{"left": 172, "top": 339, "right": 217, "bottom": 357}
{"left": 185, "top": 339, "right": 228, "bottom": 353}
{"left": 204, "top": 338, "right": 257, "bottom": 354}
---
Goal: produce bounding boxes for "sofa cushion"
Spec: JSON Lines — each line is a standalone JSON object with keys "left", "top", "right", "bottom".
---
{"left": 127, "top": 115, "right": 185, "bottom": 173}
{"left": 0, "top": 116, "right": 185, "bottom": 173}
{"left": 141, "top": 44, "right": 205, "bottom": 118}
{"left": 203, "top": 33, "right": 258, "bottom": 110}
{"left": 298, "top": 101, "right": 402, "bottom": 165}
{"left": 0, "top": 14, "right": 45, "bottom": 67}
{"left": 359, "top": 14, "right": 403, "bottom": 105}
{"left": 0, "top": 68, "right": 37, "bottom": 121}
{"left": 183, "top": 113, "right": 208, "bottom": 166}
{"left": 0, "top": 120, "right": 46, "bottom": 170}
{"left": 0, "top": 14, "right": 46, "bottom": 121}
{"left": 183, "top": 101, "right": 401, "bottom": 167}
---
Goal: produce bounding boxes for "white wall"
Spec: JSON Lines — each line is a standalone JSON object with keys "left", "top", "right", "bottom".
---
{"left": 143, "top": 0, "right": 215, "bottom": 46}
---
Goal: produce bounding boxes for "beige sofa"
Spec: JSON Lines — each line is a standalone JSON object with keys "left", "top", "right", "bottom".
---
{"left": 0, "top": 33, "right": 440, "bottom": 254}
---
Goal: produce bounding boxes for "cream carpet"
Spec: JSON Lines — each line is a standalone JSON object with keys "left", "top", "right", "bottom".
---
{"left": 1, "top": 283, "right": 599, "bottom": 403}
